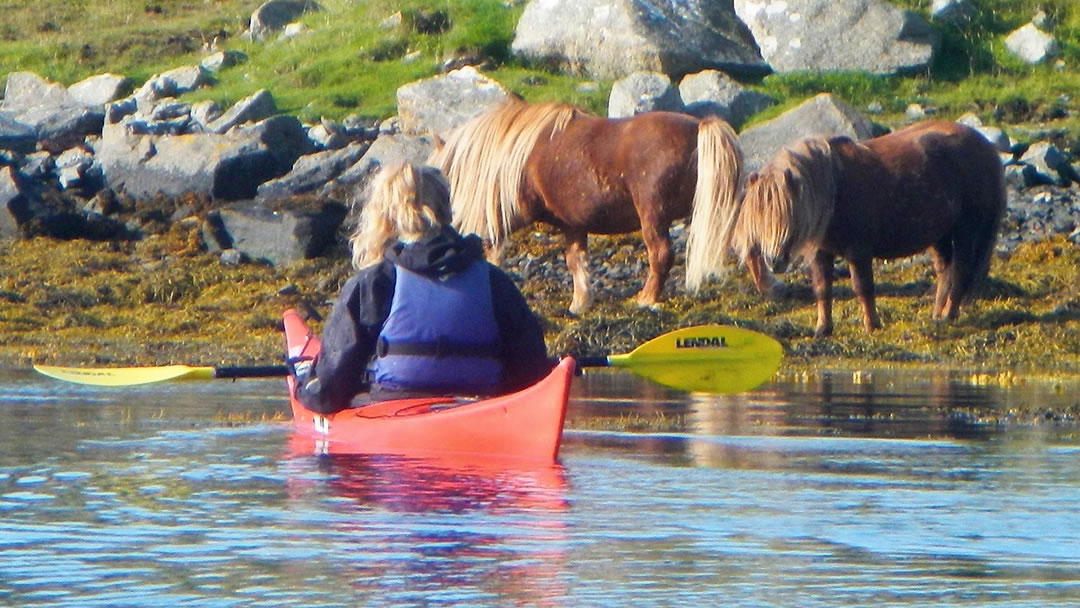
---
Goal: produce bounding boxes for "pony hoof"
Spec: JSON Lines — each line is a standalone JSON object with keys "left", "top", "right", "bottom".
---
{"left": 568, "top": 301, "right": 592, "bottom": 316}
{"left": 634, "top": 297, "right": 662, "bottom": 310}
{"left": 767, "top": 283, "right": 788, "bottom": 301}
{"left": 814, "top": 326, "right": 833, "bottom": 339}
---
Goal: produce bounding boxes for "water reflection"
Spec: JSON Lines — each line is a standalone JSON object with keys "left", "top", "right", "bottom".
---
{"left": 562, "top": 367, "right": 1080, "bottom": 508}
{"left": 2, "top": 367, "right": 1079, "bottom": 606}
{"left": 284, "top": 438, "right": 569, "bottom": 513}
{"left": 281, "top": 449, "right": 570, "bottom": 606}
{"left": 568, "top": 367, "right": 1079, "bottom": 449}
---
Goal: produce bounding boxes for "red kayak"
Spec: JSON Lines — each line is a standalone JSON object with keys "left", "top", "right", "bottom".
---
{"left": 283, "top": 309, "right": 574, "bottom": 462}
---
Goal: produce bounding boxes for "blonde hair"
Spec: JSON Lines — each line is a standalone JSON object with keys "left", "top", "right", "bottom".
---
{"left": 350, "top": 162, "right": 453, "bottom": 270}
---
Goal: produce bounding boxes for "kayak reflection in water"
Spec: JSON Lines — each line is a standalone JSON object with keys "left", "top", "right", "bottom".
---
{"left": 292, "top": 162, "right": 551, "bottom": 414}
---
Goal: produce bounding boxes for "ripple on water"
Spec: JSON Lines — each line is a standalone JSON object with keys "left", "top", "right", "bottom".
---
{"left": 2, "top": 367, "right": 1080, "bottom": 607}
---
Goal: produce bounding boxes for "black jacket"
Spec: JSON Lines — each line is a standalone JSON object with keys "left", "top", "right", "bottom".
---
{"left": 296, "top": 227, "right": 550, "bottom": 414}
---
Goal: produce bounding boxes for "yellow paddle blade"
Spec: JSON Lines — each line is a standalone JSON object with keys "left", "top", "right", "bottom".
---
{"left": 32, "top": 364, "right": 217, "bottom": 386}
{"left": 607, "top": 324, "right": 783, "bottom": 394}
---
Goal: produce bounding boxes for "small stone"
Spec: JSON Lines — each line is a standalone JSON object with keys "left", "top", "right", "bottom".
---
{"left": 220, "top": 248, "right": 244, "bottom": 265}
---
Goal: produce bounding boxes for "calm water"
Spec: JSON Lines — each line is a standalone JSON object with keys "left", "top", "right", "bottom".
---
{"left": 1, "top": 367, "right": 1079, "bottom": 607}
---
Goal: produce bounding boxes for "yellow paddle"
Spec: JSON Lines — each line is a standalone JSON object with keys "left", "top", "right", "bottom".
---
{"left": 576, "top": 324, "right": 784, "bottom": 394}
{"left": 33, "top": 324, "right": 783, "bottom": 394}
{"left": 32, "top": 364, "right": 288, "bottom": 387}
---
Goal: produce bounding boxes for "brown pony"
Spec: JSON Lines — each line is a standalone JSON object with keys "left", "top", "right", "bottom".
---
{"left": 429, "top": 99, "right": 778, "bottom": 314}
{"left": 724, "top": 120, "right": 1005, "bottom": 337}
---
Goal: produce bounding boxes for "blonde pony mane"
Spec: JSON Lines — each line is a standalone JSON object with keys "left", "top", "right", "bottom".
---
{"left": 428, "top": 99, "right": 577, "bottom": 246}
{"left": 733, "top": 136, "right": 836, "bottom": 265}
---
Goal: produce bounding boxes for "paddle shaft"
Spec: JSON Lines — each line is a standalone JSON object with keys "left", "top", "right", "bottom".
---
{"left": 575, "top": 356, "right": 610, "bottom": 368}
{"left": 214, "top": 360, "right": 602, "bottom": 379}
{"left": 215, "top": 365, "right": 289, "bottom": 379}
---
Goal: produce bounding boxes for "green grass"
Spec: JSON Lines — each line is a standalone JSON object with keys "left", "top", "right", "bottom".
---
{"left": 2, "top": 0, "right": 1078, "bottom": 138}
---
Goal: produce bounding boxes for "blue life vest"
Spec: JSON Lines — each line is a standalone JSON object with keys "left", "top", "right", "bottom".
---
{"left": 368, "top": 261, "right": 503, "bottom": 394}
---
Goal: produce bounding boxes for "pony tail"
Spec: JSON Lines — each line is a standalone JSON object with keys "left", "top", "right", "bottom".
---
{"left": 685, "top": 117, "right": 743, "bottom": 292}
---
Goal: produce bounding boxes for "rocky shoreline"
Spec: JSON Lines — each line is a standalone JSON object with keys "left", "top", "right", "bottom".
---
{"left": 0, "top": 1, "right": 1077, "bottom": 396}
{"left": 0, "top": 95, "right": 1076, "bottom": 382}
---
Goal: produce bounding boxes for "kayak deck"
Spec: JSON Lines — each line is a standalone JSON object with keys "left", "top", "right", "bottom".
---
{"left": 283, "top": 309, "right": 574, "bottom": 462}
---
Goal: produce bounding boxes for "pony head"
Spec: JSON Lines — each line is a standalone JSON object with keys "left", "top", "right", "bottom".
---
{"left": 734, "top": 137, "right": 836, "bottom": 274}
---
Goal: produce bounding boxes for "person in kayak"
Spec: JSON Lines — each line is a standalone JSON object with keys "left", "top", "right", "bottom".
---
{"left": 291, "top": 161, "right": 551, "bottom": 414}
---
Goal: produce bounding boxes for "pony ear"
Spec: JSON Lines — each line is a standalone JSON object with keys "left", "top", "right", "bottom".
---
{"left": 747, "top": 171, "right": 760, "bottom": 185}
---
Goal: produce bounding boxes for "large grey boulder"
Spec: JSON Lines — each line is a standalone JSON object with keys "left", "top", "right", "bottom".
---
{"left": 1005, "top": 23, "right": 1059, "bottom": 65}
{"left": 1, "top": 72, "right": 105, "bottom": 146}
{"left": 0, "top": 111, "right": 37, "bottom": 154}
{"left": 200, "top": 50, "right": 249, "bottom": 73}
{"left": 608, "top": 72, "right": 683, "bottom": 118}
{"left": 738, "top": 93, "right": 876, "bottom": 173}
{"left": 67, "top": 73, "right": 131, "bottom": 107}
{"left": 956, "top": 113, "right": 1011, "bottom": 153}
{"left": 0, "top": 166, "right": 32, "bottom": 238}
{"left": 0, "top": 165, "right": 123, "bottom": 240}
{"left": 735, "top": 0, "right": 938, "bottom": 75}
{"left": 203, "top": 201, "right": 347, "bottom": 266}
{"left": 256, "top": 141, "right": 370, "bottom": 202}
{"left": 207, "top": 89, "right": 278, "bottom": 134}
{"left": 512, "top": 0, "right": 768, "bottom": 80}
{"left": 322, "top": 134, "right": 435, "bottom": 203}
{"left": 678, "top": 69, "right": 775, "bottom": 128}
{"left": 247, "top": 0, "right": 323, "bottom": 42}
{"left": 96, "top": 115, "right": 312, "bottom": 201}
{"left": 395, "top": 67, "right": 511, "bottom": 138}
{"left": 931, "top": 0, "right": 977, "bottom": 27}
{"left": 132, "top": 66, "right": 211, "bottom": 107}
{"left": 1019, "top": 142, "right": 1068, "bottom": 185}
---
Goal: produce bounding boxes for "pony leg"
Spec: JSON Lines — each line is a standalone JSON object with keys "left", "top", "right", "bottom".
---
{"left": 565, "top": 232, "right": 592, "bottom": 315}
{"left": 635, "top": 224, "right": 673, "bottom": 308}
{"left": 810, "top": 250, "right": 835, "bottom": 337}
{"left": 848, "top": 256, "right": 881, "bottom": 332}
{"left": 747, "top": 245, "right": 786, "bottom": 300}
{"left": 944, "top": 216, "right": 999, "bottom": 321}
{"left": 486, "top": 239, "right": 507, "bottom": 266}
{"left": 943, "top": 240, "right": 977, "bottom": 321}
{"left": 930, "top": 241, "right": 952, "bottom": 320}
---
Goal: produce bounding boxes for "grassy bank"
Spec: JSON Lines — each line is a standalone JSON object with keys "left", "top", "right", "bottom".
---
{"left": 2, "top": 0, "right": 1080, "bottom": 135}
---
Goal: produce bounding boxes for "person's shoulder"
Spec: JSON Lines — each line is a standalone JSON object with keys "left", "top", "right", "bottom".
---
{"left": 344, "top": 261, "right": 396, "bottom": 291}
{"left": 483, "top": 260, "right": 511, "bottom": 279}
{"left": 484, "top": 261, "right": 528, "bottom": 298}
